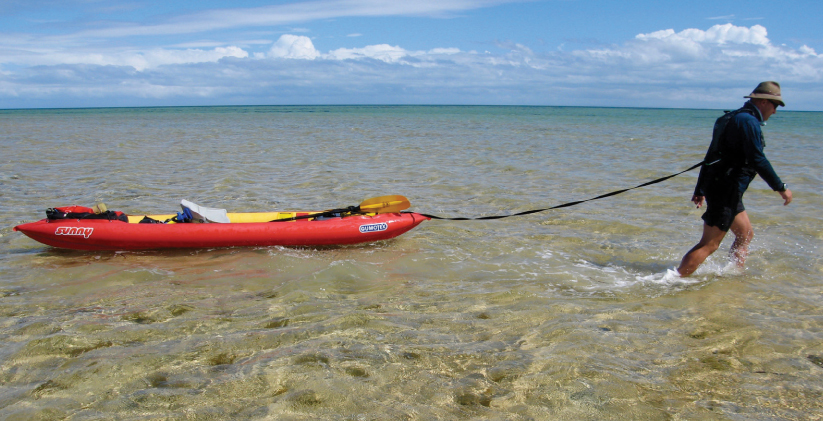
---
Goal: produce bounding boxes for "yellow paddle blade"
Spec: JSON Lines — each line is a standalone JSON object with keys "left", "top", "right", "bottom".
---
{"left": 359, "top": 195, "right": 411, "bottom": 213}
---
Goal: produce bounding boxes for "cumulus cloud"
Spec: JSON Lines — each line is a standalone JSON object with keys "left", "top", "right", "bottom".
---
{"left": 270, "top": 35, "right": 460, "bottom": 65}
{"left": 258, "top": 25, "right": 820, "bottom": 108}
{"left": 260, "top": 24, "right": 819, "bottom": 81}
{"left": 576, "top": 23, "right": 819, "bottom": 74}
{"left": 636, "top": 23, "right": 769, "bottom": 45}
{"left": 617, "top": 24, "right": 773, "bottom": 62}
{"left": 552, "top": 23, "right": 822, "bottom": 107}
{"left": 2, "top": 24, "right": 822, "bottom": 110}
{"left": 269, "top": 34, "right": 319, "bottom": 59}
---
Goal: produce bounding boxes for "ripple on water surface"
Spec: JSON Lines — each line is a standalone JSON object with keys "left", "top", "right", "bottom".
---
{"left": 1, "top": 106, "right": 821, "bottom": 419}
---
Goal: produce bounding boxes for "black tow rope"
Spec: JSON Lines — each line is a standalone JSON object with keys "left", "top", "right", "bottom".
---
{"left": 412, "top": 161, "right": 705, "bottom": 221}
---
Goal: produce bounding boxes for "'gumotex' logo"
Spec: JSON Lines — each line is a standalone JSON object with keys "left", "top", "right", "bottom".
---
{"left": 55, "top": 227, "right": 94, "bottom": 239}
{"left": 359, "top": 223, "right": 388, "bottom": 233}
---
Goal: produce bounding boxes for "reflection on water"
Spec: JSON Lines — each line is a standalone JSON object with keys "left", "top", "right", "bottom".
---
{"left": 1, "top": 106, "right": 822, "bottom": 419}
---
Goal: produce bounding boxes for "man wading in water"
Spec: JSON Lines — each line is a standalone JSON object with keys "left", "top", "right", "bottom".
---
{"left": 676, "top": 81, "right": 793, "bottom": 277}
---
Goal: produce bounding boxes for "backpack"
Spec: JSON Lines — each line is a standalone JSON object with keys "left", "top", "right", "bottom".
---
{"left": 693, "top": 107, "right": 755, "bottom": 196}
{"left": 702, "top": 108, "right": 754, "bottom": 169}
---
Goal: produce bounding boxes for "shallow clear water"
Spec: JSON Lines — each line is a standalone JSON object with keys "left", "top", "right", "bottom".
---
{"left": 1, "top": 106, "right": 822, "bottom": 419}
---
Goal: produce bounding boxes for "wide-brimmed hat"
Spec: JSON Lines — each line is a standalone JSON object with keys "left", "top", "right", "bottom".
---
{"left": 745, "top": 81, "right": 785, "bottom": 107}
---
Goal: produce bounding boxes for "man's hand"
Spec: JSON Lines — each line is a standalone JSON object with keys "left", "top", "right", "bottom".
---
{"left": 780, "top": 189, "right": 793, "bottom": 206}
{"left": 691, "top": 195, "right": 705, "bottom": 208}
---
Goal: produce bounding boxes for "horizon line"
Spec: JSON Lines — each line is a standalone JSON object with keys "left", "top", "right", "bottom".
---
{"left": 3, "top": 104, "right": 818, "bottom": 113}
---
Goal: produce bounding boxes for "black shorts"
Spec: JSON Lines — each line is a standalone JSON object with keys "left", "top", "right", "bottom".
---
{"left": 701, "top": 192, "right": 745, "bottom": 232}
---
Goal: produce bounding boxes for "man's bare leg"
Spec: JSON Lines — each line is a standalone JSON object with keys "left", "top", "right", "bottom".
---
{"left": 677, "top": 223, "right": 728, "bottom": 277}
{"left": 728, "top": 211, "right": 753, "bottom": 270}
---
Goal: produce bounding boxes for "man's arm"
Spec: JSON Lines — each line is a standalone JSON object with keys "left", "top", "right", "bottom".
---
{"left": 740, "top": 118, "right": 784, "bottom": 191}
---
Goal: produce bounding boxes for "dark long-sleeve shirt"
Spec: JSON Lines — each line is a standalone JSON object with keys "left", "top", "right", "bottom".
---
{"left": 694, "top": 101, "right": 784, "bottom": 197}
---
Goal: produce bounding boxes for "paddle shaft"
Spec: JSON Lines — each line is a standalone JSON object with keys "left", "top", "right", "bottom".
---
{"left": 269, "top": 196, "right": 410, "bottom": 222}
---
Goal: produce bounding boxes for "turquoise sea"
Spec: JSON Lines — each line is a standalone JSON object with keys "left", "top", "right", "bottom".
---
{"left": 1, "top": 105, "right": 822, "bottom": 420}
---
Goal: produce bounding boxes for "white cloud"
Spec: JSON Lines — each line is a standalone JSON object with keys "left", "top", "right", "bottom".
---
{"left": 2, "top": 24, "right": 822, "bottom": 110}
{"left": 136, "top": 46, "right": 249, "bottom": 70}
{"left": 323, "top": 44, "right": 463, "bottom": 67}
{"left": 264, "top": 36, "right": 461, "bottom": 65}
{"left": 799, "top": 45, "right": 817, "bottom": 56}
{"left": 636, "top": 23, "right": 769, "bottom": 46}
{"left": 0, "top": 45, "right": 249, "bottom": 71}
{"left": 708, "top": 15, "right": 735, "bottom": 21}
{"left": 428, "top": 48, "right": 461, "bottom": 55}
{"left": 66, "top": 0, "right": 522, "bottom": 40}
{"left": 327, "top": 44, "right": 409, "bottom": 63}
{"left": 578, "top": 23, "right": 819, "bottom": 70}
{"left": 269, "top": 34, "right": 319, "bottom": 59}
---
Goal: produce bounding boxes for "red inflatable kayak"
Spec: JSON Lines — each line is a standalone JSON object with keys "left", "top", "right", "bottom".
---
{"left": 14, "top": 201, "right": 429, "bottom": 251}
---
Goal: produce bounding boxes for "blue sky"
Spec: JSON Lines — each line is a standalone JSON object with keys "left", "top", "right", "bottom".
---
{"left": 2, "top": 0, "right": 822, "bottom": 110}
